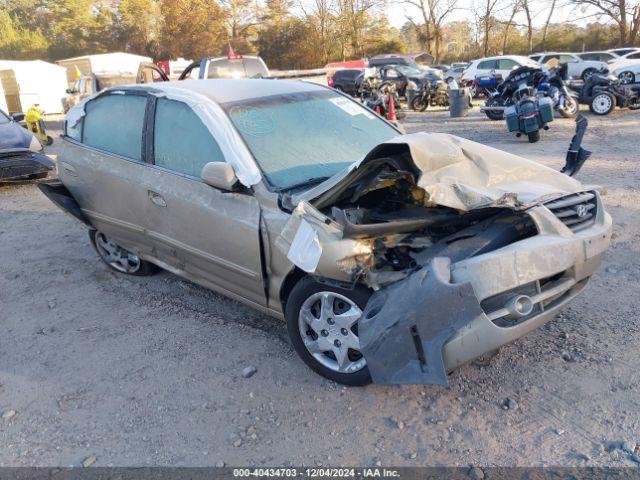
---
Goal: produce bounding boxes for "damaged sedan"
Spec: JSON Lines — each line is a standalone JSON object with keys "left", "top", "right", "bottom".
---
{"left": 40, "top": 79, "right": 611, "bottom": 386}
{"left": 0, "top": 108, "right": 54, "bottom": 182}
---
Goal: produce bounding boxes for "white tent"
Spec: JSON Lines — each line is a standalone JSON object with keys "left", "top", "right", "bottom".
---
{"left": 0, "top": 60, "right": 67, "bottom": 114}
{"left": 57, "top": 52, "right": 153, "bottom": 83}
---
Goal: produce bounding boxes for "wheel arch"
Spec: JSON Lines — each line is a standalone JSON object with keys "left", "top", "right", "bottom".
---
{"left": 279, "top": 266, "right": 307, "bottom": 311}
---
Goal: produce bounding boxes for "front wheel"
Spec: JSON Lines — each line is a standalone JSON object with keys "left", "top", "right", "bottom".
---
{"left": 484, "top": 99, "right": 504, "bottom": 120}
{"left": 527, "top": 130, "right": 540, "bottom": 143}
{"left": 589, "top": 92, "right": 615, "bottom": 115}
{"left": 410, "top": 95, "right": 429, "bottom": 111}
{"left": 285, "top": 277, "right": 372, "bottom": 386}
{"left": 558, "top": 96, "right": 578, "bottom": 118}
{"left": 582, "top": 69, "right": 596, "bottom": 81}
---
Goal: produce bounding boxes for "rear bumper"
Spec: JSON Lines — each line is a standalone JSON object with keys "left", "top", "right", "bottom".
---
{"left": 443, "top": 193, "right": 612, "bottom": 370}
{"left": 0, "top": 150, "right": 54, "bottom": 181}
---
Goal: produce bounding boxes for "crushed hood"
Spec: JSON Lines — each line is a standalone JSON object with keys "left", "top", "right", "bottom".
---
{"left": 301, "top": 132, "right": 583, "bottom": 212}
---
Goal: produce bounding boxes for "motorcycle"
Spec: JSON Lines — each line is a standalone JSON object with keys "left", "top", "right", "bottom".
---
{"left": 469, "top": 73, "right": 503, "bottom": 98}
{"left": 569, "top": 68, "right": 640, "bottom": 115}
{"left": 360, "top": 80, "right": 406, "bottom": 120}
{"left": 409, "top": 78, "right": 449, "bottom": 111}
{"left": 535, "top": 63, "right": 579, "bottom": 118}
{"left": 504, "top": 83, "right": 554, "bottom": 143}
{"left": 483, "top": 64, "right": 577, "bottom": 120}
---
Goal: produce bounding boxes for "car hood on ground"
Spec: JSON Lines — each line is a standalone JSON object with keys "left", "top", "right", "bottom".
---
{"left": 0, "top": 121, "right": 33, "bottom": 151}
{"left": 297, "top": 132, "right": 583, "bottom": 212}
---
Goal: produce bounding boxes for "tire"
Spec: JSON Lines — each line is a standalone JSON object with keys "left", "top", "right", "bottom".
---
{"left": 618, "top": 71, "right": 635, "bottom": 85}
{"left": 89, "top": 230, "right": 158, "bottom": 276}
{"left": 334, "top": 85, "right": 344, "bottom": 92}
{"left": 285, "top": 276, "right": 372, "bottom": 386}
{"left": 45, "top": 136, "right": 53, "bottom": 146}
{"left": 558, "top": 96, "right": 578, "bottom": 118}
{"left": 581, "top": 69, "right": 596, "bottom": 81}
{"left": 484, "top": 99, "right": 504, "bottom": 120}
{"left": 527, "top": 130, "right": 540, "bottom": 143}
{"left": 589, "top": 92, "right": 615, "bottom": 115}
{"left": 469, "top": 84, "right": 478, "bottom": 98}
{"left": 410, "top": 95, "right": 428, "bottom": 111}
{"left": 445, "top": 77, "right": 453, "bottom": 84}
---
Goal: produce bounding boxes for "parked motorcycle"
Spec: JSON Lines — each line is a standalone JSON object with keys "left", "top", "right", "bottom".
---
{"left": 469, "top": 73, "right": 503, "bottom": 98}
{"left": 409, "top": 78, "right": 449, "bottom": 111}
{"left": 569, "top": 68, "right": 640, "bottom": 115}
{"left": 484, "top": 64, "right": 577, "bottom": 120}
{"left": 535, "top": 64, "right": 579, "bottom": 118}
{"left": 360, "top": 81, "right": 406, "bottom": 120}
{"left": 505, "top": 83, "right": 554, "bottom": 143}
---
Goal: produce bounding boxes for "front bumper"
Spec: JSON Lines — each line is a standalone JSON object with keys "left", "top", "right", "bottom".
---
{"left": 359, "top": 192, "right": 612, "bottom": 385}
{"left": 443, "top": 193, "right": 612, "bottom": 371}
{"left": 0, "top": 149, "right": 54, "bottom": 181}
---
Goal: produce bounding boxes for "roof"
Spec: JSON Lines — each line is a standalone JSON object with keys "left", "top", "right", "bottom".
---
{"left": 58, "top": 52, "right": 152, "bottom": 63}
{"left": 128, "top": 78, "right": 326, "bottom": 104}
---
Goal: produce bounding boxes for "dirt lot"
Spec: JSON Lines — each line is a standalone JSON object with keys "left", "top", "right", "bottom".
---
{"left": 1, "top": 106, "right": 639, "bottom": 469}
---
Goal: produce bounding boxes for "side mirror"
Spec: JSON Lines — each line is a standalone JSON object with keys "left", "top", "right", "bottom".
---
{"left": 11, "top": 113, "right": 25, "bottom": 122}
{"left": 201, "top": 162, "right": 238, "bottom": 191}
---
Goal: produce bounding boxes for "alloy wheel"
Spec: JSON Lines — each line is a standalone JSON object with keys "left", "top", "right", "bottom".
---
{"left": 94, "top": 232, "right": 142, "bottom": 274}
{"left": 298, "top": 291, "right": 366, "bottom": 374}
{"left": 618, "top": 71, "right": 635, "bottom": 85}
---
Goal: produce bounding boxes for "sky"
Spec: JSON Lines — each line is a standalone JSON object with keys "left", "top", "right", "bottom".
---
{"left": 382, "top": 0, "right": 595, "bottom": 31}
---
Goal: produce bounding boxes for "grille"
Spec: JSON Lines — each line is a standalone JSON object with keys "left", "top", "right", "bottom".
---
{"left": 544, "top": 191, "right": 597, "bottom": 233}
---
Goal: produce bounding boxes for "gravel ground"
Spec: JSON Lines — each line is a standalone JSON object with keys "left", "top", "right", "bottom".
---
{"left": 1, "top": 105, "right": 639, "bottom": 468}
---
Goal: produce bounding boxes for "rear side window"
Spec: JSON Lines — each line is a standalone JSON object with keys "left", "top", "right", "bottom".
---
{"left": 498, "top": 58, "right": 518, "bottom": 69}
{"left": 83, "top": 94, "right": 147, "bottom": 160}
{"left": 477, "top": 60, "right": 496, "bottom": 70}
{"left": 153, "top": 98, "right": 225, "bottom": 178}
{"left": 627, "top": 52, "right": 640, "bottom": 59}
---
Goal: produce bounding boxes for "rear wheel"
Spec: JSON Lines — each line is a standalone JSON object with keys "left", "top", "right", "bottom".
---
{"left": 527, "top": 130, "right": 540, "bottom": 143}
{"left": 589, "top": 92, "right": 615, "bottom": 115}
{"left": 618, "top": 71, "right": 635, "bottom": 85}
{"left": 285, "top": 276, "right": 372, "bottom": 386}
{"left": 89, "top": 230, "right": 158, "bottom": 276}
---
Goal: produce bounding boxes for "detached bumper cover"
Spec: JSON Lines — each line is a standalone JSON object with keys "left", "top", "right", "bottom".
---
{"left": 0, "top": 149, "right": 54, "bottom": 181}
{"left": 359, "top": 192, "right": 612, "bottom": 386}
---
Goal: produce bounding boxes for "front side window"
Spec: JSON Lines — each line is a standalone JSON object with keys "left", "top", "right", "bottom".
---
{"left": 83, "top": 94, "right": 147, "bottom": 160}
{"left": 154, "top": 98, "right": 225, "bottom": 178}
{"left": 627, "top": 52, "right": 640, "bottom": 59}
{"left": 223, "top": 90, "right": 399, "bottom": 190}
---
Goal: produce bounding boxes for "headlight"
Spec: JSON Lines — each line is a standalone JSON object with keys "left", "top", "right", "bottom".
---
{"left": 407, "top": 80, "right": 418, "bottom": 90}
{"left": 29, "top": 135, "right": 43, "bottom": 152}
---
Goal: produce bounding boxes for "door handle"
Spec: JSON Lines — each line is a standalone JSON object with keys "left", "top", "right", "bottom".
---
{"left": 148, "top": 190, "right": 167, "bottom": 207}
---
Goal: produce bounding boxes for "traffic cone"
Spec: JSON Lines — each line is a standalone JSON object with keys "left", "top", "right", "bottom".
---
{"left": 375, "top": 105, "right": 381, "bottom": 115}
{"left": 386, "top": 95, "right": 397, "bottom": 121}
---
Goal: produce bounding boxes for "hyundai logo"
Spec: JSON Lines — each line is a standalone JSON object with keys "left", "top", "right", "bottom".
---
{"left": 575, "top": 204, "right": 588, "bottom": 218}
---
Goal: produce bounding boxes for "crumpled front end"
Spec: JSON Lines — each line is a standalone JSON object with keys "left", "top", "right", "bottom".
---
{"left": 277, "top": 133, "right": 612, "bottom": 386}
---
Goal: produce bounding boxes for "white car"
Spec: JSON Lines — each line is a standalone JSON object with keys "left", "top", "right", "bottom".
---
{"left": 529, "top": 52, "right": 609, "bottom": 80}
{"left": 609, "top": 58, "right": 640, "bottom": 85}
{"left": 460, "top": 55, "right": 539, "bottom": 94}
{"left": 607, "top": 48, "right": 640, "bottom": 58}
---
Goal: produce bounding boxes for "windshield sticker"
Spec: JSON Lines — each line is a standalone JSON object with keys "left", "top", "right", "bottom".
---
{"left": 228, "top": 106, "right": 275, "bottom": 136}
{"left": 329, "top": 97, "right": 374, "bottom": 118}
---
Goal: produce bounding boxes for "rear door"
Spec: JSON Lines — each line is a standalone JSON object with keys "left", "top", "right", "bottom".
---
{"left": 59, "top": 91, "right": 155, "bottom": 255}
{"left": 144, "top": 96, "right": 266, "bottom": 306}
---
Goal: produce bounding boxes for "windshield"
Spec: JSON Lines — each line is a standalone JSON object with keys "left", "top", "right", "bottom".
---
{"left": 396, "top": 65, "right": 422, "bottom": 76}
{"left": 222, "top": 90, "right": 399, "bottom": 190}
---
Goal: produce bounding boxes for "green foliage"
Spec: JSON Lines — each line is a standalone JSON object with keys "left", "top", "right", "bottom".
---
{"left": 0, "top": 8, "right": 49, "bottom": 59}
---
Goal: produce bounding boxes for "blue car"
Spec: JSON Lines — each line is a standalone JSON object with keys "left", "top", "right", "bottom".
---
{"left": 0, "top": 109, "right": 54, "bottom": 181}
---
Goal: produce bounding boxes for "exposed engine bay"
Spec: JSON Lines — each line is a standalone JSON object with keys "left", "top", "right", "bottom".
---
{"left": 276, "top": 130, "right": 603, "bottom": 386}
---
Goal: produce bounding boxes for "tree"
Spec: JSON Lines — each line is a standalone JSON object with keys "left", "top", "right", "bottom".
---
{"left": 219, "top": 0, "right": 259, "bottom": 52}
{"left": 0, "top": 8, "right": 49, "bottom": 59}
{"left": 158, "top": 0, "right": 228, "bottom": 59}
{"left": 118, "top": 0, "right": 161, "bottom": 57}
{"left": 568, "top": 0, "right": 640, "bottom": 46}
{"left": 399, "top": 0, "right": 458, "bottom": 60}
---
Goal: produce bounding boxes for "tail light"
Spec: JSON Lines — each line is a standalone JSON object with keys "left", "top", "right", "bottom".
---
{"left": 327, "top": 75, "right": 334, "bottom": 87}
